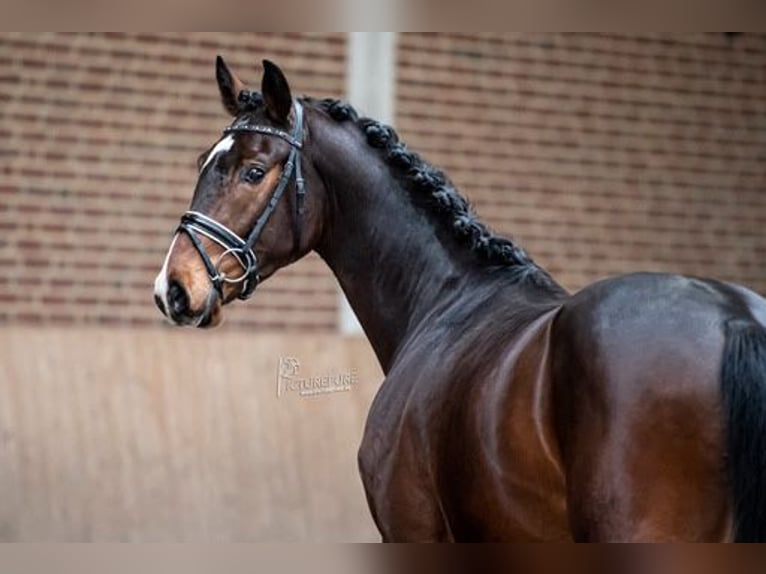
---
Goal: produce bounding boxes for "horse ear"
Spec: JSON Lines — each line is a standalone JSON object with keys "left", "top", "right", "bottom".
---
{"left": 216, "top": 55, "right": 246, "bottom": 117}
{"left": 261, "top": 59, "right": 293, "bottom": 125}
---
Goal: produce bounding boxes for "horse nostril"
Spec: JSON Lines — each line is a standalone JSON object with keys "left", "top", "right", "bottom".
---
{"left": 167, "top": 280, "right": 191, "bottom": 318}
{"left": 154, "top": 293, "right": 167, "bottom": 316}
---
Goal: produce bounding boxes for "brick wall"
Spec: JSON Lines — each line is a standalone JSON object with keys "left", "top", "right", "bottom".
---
{"left": 0, "top": 32, "right": 345, "bottom": 330}
{"left": 2, "top": 33, "right": 765, "bottom": 331}
{"left": 397, "top": 33, "right": 766, "bottom": 293}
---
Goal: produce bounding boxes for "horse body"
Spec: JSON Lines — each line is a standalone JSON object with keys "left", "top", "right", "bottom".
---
{"left": 360, "top": 271, "right": 766, "bottom": 541}
{"left": 155, "top": 58, "right": 766, "bottom": 542}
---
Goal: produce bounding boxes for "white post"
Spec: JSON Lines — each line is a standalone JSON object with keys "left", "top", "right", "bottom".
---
{"left": 339, "top": 32, "right": 397, "bottom": 335}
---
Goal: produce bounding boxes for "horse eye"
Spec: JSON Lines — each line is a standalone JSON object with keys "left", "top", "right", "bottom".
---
{"left": 242, "top": 166, "right": 266, "bottom": 184}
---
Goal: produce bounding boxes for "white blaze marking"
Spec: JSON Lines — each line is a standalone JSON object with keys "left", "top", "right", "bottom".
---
{"left": 200, "top": 135, "right": 235, "bottom": 172}
{"left": 154, "top": 233, "right": 179, "bottom": 313}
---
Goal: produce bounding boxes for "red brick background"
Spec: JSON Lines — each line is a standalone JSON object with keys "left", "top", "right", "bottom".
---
{"left": 2, "top": 33, "right": 765, "bottom": 331}
{"left": 397, "top": 33, "right": 766, "bottom": 292}
{"left": 0, "top": 32, "right": 345, "bottom": 330}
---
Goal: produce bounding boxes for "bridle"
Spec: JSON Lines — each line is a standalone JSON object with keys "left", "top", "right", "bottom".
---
{"left": 176, "top": 100, "right": 305, "bottom": 301}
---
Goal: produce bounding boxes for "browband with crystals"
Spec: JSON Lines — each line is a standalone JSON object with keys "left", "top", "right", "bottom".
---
{"left": 223, "top": 122, "right": 303, "bottom": 149}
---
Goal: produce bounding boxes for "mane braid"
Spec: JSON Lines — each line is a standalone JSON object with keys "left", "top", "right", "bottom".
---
{"left": 302, "top": 97, "right": 556, "bottom": 288}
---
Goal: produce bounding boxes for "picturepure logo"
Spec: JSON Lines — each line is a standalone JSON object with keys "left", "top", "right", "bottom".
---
{"left": 276, "top": 356, "right": 359, "bottom": 398}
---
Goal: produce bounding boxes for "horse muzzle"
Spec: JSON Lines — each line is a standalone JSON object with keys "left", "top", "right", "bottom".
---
{"left": 154, "top": 274, "right": 223, "bottom": 329}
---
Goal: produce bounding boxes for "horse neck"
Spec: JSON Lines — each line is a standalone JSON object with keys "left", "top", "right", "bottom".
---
{"left": 307, "top": 113, "right": 507, "bottom": 371}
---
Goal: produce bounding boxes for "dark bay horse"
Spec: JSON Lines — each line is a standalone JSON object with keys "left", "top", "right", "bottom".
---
{"left": 154, "top": 57, "right": 766, "bottom": 542}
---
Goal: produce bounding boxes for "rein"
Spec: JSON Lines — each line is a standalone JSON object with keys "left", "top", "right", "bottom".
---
{"left": 176, "top": 101, "right": 306, "bottom": 301}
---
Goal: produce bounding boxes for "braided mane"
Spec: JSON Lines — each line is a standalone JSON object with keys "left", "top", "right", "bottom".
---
{"left": 237, "top": 91, "right": 555, "bottom": 287}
